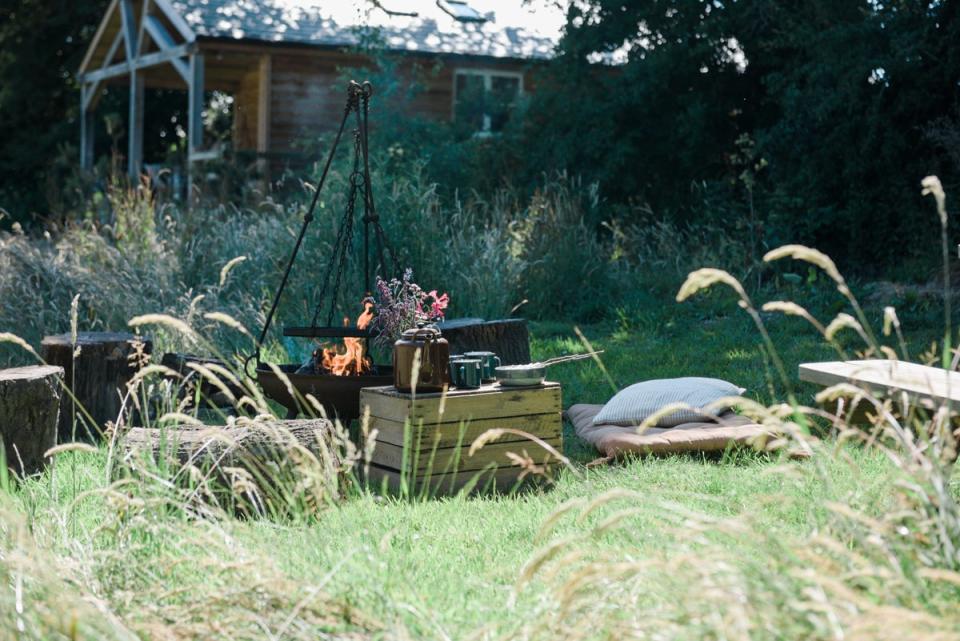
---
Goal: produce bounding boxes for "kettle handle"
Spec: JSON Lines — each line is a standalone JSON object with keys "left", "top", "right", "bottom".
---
{"left": 419, "top": 336, "right": 433, "bottom": 382}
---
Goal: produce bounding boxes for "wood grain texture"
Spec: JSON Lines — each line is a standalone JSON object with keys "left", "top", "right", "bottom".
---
{"left": 360, "top": 382, "right": 561, "bottom": 424}
{"left": 439, "top": 318, "right": 531, "bottom": 365}
{"left": 41, "top": 332, "right": 152, "bottom": 442}
{"left": 367, "top": 412, "right": 562, "bottom": 448}
{"left": 370, "top": 434, "right": 562, "bottom": 473}
{"left": 364, "top": 462, "right": 553, "bottom": 495}
{"left": 122, "top": 419, "right": 336, "bottom": 469}
{"left": 799, "top": 359, "right": 960, "bottom": 407}
{"left": 121, "top": 419, "right": 343, "bottom": 513}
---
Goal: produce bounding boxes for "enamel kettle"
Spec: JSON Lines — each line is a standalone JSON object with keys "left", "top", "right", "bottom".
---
{"left": 392, "top": 324, "right": 450, "bottom": 392}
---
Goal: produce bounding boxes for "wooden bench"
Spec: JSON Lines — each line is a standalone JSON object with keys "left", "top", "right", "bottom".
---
{"left": 799, "top": 359, "right": 960, "bottom": 417}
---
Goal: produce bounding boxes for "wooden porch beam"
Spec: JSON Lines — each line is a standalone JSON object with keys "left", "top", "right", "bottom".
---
{"left": 136, "top": 0, "right": 151, "bottom": 56}
{"left": 188, "top": 53, "right": 205, "bottom": 157}
{"left": 80, "top": 86, "right": 95, "bottom": 170}
{"left": 128, "top": 69, "right": 145, "bottom": 178}
{"left": 80, "top": 42, "right": 194, "bottom": 84}
{"left": 119, "top": 0, "right": 139, "bottom": 62}
{"left": 143, "top": 15, "right": 190, "bottom": 82}
{"left": 151, "top": 0, "right": 197, "bottom": 43}
{"left": 82, "top": 31, "right": 124, "bottom": 111}
{"left": 187, "top": 53, "right": 205, "bottom": 203}
{"left": 79, "top": 0, "right": 121, "bottom": 75}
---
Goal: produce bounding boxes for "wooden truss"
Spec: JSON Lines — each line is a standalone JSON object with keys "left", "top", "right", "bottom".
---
{"left": 78, "top": 0, "right": 203, "bottom": 178}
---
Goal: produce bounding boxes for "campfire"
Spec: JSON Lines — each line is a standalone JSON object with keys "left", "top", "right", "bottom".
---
{"left": 318, "top": 300, "right": 374, "bottom": 376}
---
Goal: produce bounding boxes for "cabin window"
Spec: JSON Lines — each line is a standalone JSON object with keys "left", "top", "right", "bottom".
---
{"left": 453, "top": 70, "right": 523, "bottom": 134}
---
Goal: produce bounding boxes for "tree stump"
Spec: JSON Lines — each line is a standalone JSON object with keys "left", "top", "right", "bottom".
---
{"left": 120, "top": 419, "right": 343, "bottom": 515}
{"left": 438, "top": 318, "right": 531, "bottom": 365}
{"left": 41, "top": 332, "right": 152, "bottom": 442}
{"left": 0, "top": 366, "right": 63, "bottom": 476}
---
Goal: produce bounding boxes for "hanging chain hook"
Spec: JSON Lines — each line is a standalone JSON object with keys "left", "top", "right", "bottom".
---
{"left": 246, "top": 81, "right": 365, "bottom": 376}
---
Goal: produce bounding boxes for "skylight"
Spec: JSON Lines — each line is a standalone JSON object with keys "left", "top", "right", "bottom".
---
{"left": 437, "top": 0, "right": 487, "bottom": 23}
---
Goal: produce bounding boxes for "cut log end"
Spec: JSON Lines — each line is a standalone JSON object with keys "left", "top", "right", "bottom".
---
{"left": 0, "top": 365, "right": 63, "bottom": 476}
{"left": 438, "top": 318, "right": 531, "bottom": 365}
{"left": 41, "top": 331, "right": 152, "bottom": 442}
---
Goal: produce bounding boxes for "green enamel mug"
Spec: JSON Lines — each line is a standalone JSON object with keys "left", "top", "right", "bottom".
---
{"left": 449, "top": 357, "right": 482, "bottom": 389}
{"left": 464, "top": 351, "right": 501, "bottom": 382}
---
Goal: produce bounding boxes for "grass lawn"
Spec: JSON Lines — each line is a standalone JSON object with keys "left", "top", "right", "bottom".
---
{"left": 8, "top": 283, "right": 960, "bottom": 639}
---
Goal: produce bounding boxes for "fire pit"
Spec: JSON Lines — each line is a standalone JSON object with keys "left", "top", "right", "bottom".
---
{"left": 247, "top": 80, "right": 399, "bottom": 422}
{"left": 257, "top": 364, "right": 393, "bottom": 420}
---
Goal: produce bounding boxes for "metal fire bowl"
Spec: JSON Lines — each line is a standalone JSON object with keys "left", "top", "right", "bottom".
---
{"left": 257, "top": 363, "right": 393, "bottom": 421}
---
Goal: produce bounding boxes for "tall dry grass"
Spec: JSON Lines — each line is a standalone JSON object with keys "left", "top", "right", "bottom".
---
{"left": 506, "top": 177, "right": 960, "bottom": 641}
{"left": 3, "top": 167, "right": 958, "bottom": 639}
{"left": 1, "top": 170, "right": 648, "bottom": 368}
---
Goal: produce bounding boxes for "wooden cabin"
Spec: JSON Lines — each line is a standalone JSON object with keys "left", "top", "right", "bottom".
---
{"left": 77, "top": 0, "right": 562, "bottom": 178}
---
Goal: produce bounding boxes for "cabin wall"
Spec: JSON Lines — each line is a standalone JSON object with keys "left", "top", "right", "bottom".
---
{"left": 234, "top": 67, "right": 260, "bottom": 150}
{"left": 201, "top": 42, "right": 540, "bottom": 157}
{"left": 269, "top": 51, "right": 369, "bottom": 152}
{"left": 267, "top": 50, "right": 538, "bottom": 154}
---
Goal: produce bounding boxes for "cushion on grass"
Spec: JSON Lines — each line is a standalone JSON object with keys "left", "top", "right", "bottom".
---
{"left": 568, "top": 403, "right": 774, "bottom": 458}
{"left": 591, "top": 377, "right": 745, "bottom": 427}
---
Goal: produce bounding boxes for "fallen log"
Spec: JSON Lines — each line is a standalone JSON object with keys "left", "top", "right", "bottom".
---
{"left": 119, "top": 419, "right": 344, "bottom": 516}
{"left": 0, "top": 365, "right": 63, "bottom": 476}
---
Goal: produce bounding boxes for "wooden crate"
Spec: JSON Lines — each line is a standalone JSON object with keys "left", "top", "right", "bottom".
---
{"left": 359, "top": 382, "right": 563, "bottom": 494}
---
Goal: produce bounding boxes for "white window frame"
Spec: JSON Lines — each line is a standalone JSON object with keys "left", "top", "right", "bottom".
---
{"left": 452, "top": 68, "right": 525, "bottom": 134}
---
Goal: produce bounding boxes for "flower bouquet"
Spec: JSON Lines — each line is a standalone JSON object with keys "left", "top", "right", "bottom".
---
{"left": 370, "top": 269, "right": 449, "bottom": 349}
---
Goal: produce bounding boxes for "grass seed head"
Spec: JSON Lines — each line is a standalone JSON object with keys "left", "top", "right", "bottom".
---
{"left": 676, "top": 268, "right": 747, "bottom": 303}
{"left": 764, "top": 244, "right": 844, "bottom": 286}
{"left": 922, "top": 175, "right": 947, "bottom": 226}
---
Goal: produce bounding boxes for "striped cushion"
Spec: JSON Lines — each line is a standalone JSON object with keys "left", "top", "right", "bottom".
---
{"left": 592, "top": 377, "right": 745, "bottom": 427}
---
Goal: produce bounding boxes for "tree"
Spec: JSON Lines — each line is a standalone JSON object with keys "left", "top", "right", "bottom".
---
{"left": 0, "top": 0, "right": 109, "bottom": 224}
{"left": 521, "top": 0, "right": 960, "bottom": 274}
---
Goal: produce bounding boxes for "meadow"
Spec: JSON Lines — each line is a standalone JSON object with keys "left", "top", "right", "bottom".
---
{"left": 1, "top": 175, "right": 959, "bottom": 640}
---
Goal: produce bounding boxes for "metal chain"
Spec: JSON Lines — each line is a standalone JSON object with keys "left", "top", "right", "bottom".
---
{"left": 246, "top": 82, "right": 361, "bottom": 375}
{"left": 245, "top": 79, "right": 402, "bottom": 378}
{"left": 309, "top": 169, "right": 354, "bottom": 327}
{"left": 325, "top": 131, "right": 363, "bottom": 326}
{"left": 358, "top": 85, "right": 401, "bottom": 282}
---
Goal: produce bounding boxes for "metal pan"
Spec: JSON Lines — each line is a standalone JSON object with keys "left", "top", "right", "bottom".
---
{"left": 495, "top": 351, "right": 603, "bottom": 387}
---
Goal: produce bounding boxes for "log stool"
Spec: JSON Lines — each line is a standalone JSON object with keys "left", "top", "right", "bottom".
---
{"left": 437, "top": 318, "right": 531, "bottom": 365}
{"left": 0, "top": 365, "right": 63, "bottom": 476}
{"left": 41, "top": 332, "right": 152, "bottom": 441}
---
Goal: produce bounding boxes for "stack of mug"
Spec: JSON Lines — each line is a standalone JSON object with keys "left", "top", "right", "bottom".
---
{"left": 448, "top": 351, "right": 500, "bottom": 389}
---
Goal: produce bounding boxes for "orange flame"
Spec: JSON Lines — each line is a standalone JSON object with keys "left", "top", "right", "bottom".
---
{"left": 320, "top": 300, "right": 374, "bottom": 376}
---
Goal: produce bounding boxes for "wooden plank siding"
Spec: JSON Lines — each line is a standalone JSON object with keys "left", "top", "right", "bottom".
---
{"left": 196, "top": 41, "right": 540, "bottom": 156}
{"left": 233, "top": 66, "right": 260, "bottom": 150}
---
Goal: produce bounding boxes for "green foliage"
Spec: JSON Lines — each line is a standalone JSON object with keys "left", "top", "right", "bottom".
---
{"left": 515, "top": 0, "right": 960, "bottom": 275}
{"left": 0, "top": 0, "right": 109, "bottom": 224}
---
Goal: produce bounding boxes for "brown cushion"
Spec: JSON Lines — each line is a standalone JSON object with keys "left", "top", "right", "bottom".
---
{"left": 566, "top": 404, "right": 776, "bottom": 458}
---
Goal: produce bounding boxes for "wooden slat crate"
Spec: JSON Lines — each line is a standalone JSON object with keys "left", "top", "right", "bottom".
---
{"left": 359, "top": 382, "right": 563, "bottom": 494}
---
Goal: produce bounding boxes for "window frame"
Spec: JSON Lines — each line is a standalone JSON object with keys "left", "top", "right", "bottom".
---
{"left": 452, "top": 68, "right": 525, "bottom": 134}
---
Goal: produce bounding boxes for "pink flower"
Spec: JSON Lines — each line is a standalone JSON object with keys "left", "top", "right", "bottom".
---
{"left": 429, "top": 291, "right": 450, "bottom": 319}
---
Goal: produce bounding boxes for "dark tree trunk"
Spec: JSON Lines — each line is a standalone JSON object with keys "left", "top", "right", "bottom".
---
{"left": 41, "top": 332, "right": 152, "bottom": 442}
{"left": 0, "top": 365, "right": 63, "bottom": 476}
{"left": 438, "top": 318, "right": 531, "bottom": 365}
